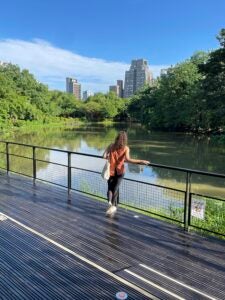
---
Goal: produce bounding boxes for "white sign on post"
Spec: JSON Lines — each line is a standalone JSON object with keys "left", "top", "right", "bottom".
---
{"left": 191, "top": 199, "right": 205, "bottom": 220}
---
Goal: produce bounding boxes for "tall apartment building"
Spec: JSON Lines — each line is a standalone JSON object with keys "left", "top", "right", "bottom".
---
{"left": 83, "top": 90, "right": 93, "bottom": 100}
{"left": 124, "top": 59, "right": 153, "bottom": 98}
{"left": 109, "top": 80, "right": 124, "bottom": 97}
{"left": 117, "top": 80, "right": 124, "bottom": 98}
{"left": 66, "top": 77, "right": 81, "bottom": 100}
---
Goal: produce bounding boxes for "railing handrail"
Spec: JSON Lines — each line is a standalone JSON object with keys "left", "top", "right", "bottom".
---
{"left": 1, "top": 140, "right": 225, "bottom": 179}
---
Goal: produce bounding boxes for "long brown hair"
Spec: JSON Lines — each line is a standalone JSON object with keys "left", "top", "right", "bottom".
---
{"left": 112, "top": 131, "right": 128, "bottom": 150}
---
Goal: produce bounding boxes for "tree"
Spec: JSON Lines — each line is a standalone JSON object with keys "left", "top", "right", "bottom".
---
{"left": 128, "top": 85, "right": 158, "bottom": 126}
{"left": 83, "top": 92, "right": 127, "bottom": 121}
{"left": 190, "top": 51, "right": 210, "bottom": 66}
{"left": 217, "top": 28, "right": 225, "bottom": 47}
{"left": 49, "top": 91, "right": 82, "bottom": 117}
{"left": 200, "top": 28, "right": 225, "bottom": 128}
{"left": 128, "top": 61, "right": 203, "bottom": 130}
{"left": 0, "top": 63, "right": 83, "bottom": 122}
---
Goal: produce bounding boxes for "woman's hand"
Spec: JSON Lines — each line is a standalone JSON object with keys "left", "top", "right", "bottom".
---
{"left": 141, "top": 160, "right": 150, "bottom": 165}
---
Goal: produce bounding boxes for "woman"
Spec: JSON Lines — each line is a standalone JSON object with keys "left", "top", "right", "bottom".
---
{"left": 103, "top": 131, "right": 150, "bottom": 216}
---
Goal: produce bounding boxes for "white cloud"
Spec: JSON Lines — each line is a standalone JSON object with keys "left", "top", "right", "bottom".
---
{"left": 0, "top": 38, "right": 168, "bottom": 92}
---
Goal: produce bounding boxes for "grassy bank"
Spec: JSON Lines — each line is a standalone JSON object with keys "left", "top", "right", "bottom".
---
{"left": 0, "top": 117, "right": 85, "bottom": 138}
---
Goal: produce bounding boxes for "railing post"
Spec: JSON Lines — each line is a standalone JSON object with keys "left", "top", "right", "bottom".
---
{"left": 68, "top": 152, "right": 71, "bottom": 195}
{"left": 187, "top": 192, "right": 192, "bottom": 229}
{"left": 6, "top": 142, "right": 10, "bottom": 175}
{"left": 33, "top": 146, "right": 36, "bottom": 185}
{"left": 184, "top": 171, "right": 192, "bottom": 231}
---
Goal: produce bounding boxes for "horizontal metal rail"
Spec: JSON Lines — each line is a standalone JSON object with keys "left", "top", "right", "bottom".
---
{"left": 191, "top": 192, "right": 225, "bottom": 203}
{"left": 1, "top": 140, "right": 225, "bottom": 178}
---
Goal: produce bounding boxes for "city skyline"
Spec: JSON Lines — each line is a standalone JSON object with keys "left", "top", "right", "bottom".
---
{"left": 0, "top": 0, "right": 224, "bottom": 92}
{"left": 108, "top": 59, "right": 153, "bottom": 98}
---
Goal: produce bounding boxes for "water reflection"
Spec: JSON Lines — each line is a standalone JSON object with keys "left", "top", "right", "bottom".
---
{"left": 128, "top": 164, "right": 144, "bottom": 174}
{"left": 0, "top": 123, "right": 224, "bottom": 199}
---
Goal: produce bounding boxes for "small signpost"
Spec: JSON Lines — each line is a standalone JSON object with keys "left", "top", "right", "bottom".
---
{"left": 191, "top": 199, "right": 205, "bottom": 219}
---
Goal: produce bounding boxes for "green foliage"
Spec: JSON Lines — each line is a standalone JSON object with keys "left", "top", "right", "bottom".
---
{"left": 191, "top": 197, "right": 225, "bottom": 236}
{"left": 0, "top": 64, "right": 50, "bottom": 122}
{"left": 0, "top": 64, "right": 129, "bottom": 126}
{"left": 157, "top": 61, "right": 202, "bottom": 130}
{"left": 217, "top": 28, "right": 225, "bottom": 47}
{"left": 128, "top": 61, "right": 203, "bottom": 130}
{"left": 128, "top": 28, "right": 225, "bottom": 132}
{"left": 48, "top": 90, "right": 82, "bottom": 117}
{"left": 199, "top": 29, "right": 225, "bottom": 128}
{"left": 127, "top": 85, "right": 158, "bottom": 126}
{"left": 190, "top": 51, "right": 210, "bottom": 66}
{"left": 0, "top": 64, "right": 86, "bottom": 124}
{"left": 82, "top": 92, "right": 128, "bottom": 121}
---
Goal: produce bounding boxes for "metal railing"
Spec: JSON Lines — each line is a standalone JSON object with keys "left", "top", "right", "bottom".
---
{"left": 0, "top": 140, "right": 224, "bottom": 237}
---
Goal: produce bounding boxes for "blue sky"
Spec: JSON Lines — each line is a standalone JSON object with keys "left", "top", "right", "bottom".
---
{"left": 0, "top": 0, "right": 224, "bottom": 92}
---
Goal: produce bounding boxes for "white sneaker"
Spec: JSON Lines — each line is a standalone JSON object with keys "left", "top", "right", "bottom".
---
{"left": 108, "top": 201, "right": 112, "bottom": 207}
{"left": 106, "top": 205, "right": 117, "bottom": 216}
{"left": 106, "top": 206, "right": 112, "bottom": 216}
{"left": 110, "top": 206, "right": 117, "bottom": 215}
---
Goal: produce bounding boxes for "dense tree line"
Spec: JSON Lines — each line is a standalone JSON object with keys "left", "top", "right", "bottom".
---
{"left": 127, "top": 29, "right": 225, "bottom": 132}
{"left": 0, "top": 64, "right": 127, "bottom": 126}
{"left": 0, "top": 29, "right": 224, "bottom": 131}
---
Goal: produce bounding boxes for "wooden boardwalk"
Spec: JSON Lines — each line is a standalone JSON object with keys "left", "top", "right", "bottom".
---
{"left": 0, "top": 171, "right": 225, "bottom": 300}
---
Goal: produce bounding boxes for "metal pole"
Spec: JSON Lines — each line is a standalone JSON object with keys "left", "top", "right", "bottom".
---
{"left": 184, "top": 171, "right": 192, "bottom": 231}
{"left": 187, "top": 192, "right": 192, "bottom": 228}
{"left": 68, "top": 152, "right": 71, "bottom": 195}
{"left": 6, "top": 142, "right": 9, "bottom": 175}
{"left": 33, "top": 146, "right": 36, "bottom": 185}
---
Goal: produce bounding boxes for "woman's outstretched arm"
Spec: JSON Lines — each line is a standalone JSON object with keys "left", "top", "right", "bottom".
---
{"left": 125, "top": 146, "right": 150, "bottom": 165}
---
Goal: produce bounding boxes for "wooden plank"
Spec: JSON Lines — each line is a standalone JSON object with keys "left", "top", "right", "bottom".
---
{"left": 0, "top": 172, "right": 225, "bottom": 299}
{"left": 0, "top": 220, "right": 151, "bottom": 300}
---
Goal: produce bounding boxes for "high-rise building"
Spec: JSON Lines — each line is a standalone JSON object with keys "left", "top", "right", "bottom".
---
{"left": 66, "top": 77, "right": 81, "bottom": 99}
{"left": 109, "top": 80, "right": 124, "bottom": 97}
{"left": 124, "top": 59, "right": 153, "bottom": 98}
{"left": 117, "top": 80, "right": 124, "bottom": 98}
{"left": 83, "top": 90, "right": 93, "bottom": 100}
